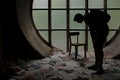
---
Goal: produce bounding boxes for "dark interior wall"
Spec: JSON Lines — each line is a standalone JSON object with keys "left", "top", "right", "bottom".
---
{"left": 2, "top": 0, "right": 44, "bottom": 62}
{"left": 0, "top": 24, "right": 2, "bottom": 64}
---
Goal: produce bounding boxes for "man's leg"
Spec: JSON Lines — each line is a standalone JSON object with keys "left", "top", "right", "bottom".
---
{"left": 87, "top": 49, "right": 99, "bottom": 70}
{"left": 95, "top": 48, "right": 104, "bottom": 75}
{"left": 87, "top": 42, "right": 99, "bottom": 70}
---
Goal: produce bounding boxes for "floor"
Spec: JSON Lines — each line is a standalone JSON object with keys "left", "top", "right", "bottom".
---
{"left": 10, "top": 49, "right": 120, "bottom": 80}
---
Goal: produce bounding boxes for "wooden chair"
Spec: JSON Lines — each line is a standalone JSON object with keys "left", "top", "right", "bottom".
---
{"left": 68, "top": 32, "right": 86, "bottom": 59}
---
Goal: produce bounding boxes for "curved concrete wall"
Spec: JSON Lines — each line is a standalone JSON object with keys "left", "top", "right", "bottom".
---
{"left": 104, "top": 31, "right": 120, "bottom": 58}
{"left": 16, "top": 0, "right": 53, "bottom": 56}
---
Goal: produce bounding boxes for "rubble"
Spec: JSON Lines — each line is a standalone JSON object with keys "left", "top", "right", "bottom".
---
{"left": 5, "top": 50, "right": 120, "bottom": 80}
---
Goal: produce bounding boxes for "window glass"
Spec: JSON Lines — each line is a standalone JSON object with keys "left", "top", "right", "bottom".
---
{"left": 52, "top": 31, "right": 66, "bottom": 50}
{"left": 70, "top": 0, "right": 85, "bottom": 8}
{"left": 52, "top": 10, "right": 66, "bottom": 29}
{"left": 108, "top": 10, "right": 120, "bottom": 29}
{"left": 38, "top": 31, "right": 48, "bottom": 42}
{"left": 32, "top": 0, "right": 48, "bottom": 9}
{"left": 32, "top": 0, "right": 120, "bottom": 51}
{"left": 89, "top": 0, "right": 104, "bottom": 8}
{"left": 107, "top": 31, "right": 116, "bottom": 41}
{"left": 108, "top": 0, "right": 120, "bottom": 8}
{"left": 88, "top": 31, "right": 93, "bottom": 51}
{"left": 32, "top": 11, "right": 48, "bottom": 29}
{"left": 51, "top": 0, "right": 66, "bottom": 8}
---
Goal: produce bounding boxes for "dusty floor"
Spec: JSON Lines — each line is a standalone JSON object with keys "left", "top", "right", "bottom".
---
{"left": 10, "top": 49, "right": 120, "bottom": 80}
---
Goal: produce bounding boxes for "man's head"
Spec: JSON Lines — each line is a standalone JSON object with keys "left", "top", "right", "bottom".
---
{"left": 74, "top": 13, "right": 84, "bottom": 23}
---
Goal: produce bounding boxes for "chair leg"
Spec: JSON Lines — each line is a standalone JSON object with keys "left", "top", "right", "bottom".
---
{"left": 69, "top": 46, "right": 72, "bottom": 56}
{"left": 84, "top": 45, "right": 86, "bottom": 58}
{"left": 75, "top": 46, "right": 78, "bottom": 59}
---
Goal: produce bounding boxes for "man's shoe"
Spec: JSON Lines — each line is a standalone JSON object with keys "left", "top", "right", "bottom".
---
{"left": 95, "top": 67, "right": 104, "bottom": 75}
{"left": 87, "top": 65, "right": 98, "bottom": 71}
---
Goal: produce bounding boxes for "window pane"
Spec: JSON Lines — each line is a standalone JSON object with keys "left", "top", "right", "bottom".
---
{"left": 70, "top": 10, "right": 85, "bottom": 29}
{"left": 108, "top": 0, "right": 120, "bottom": 8}
{"left": 52, "top": 0, "right": 66, "bottom": 8}
{"left": 108, "top": 10, "right": 120, "bottom": 29}
{"left": 107, "top": 31, "right": 116, "bottom": 41}
{"left": 52, "top": 31, "right": 66, "bottom": 50}
{"left": 52, "top": 10, "right": 66, "bottom": 29}
{"left": 38, "top": 31, "right": 48, "bottom": 42}
{"left": 32, "top": 0, "right": 48, "bottom": 9}
{"left": 88, "top": 31, "right": 93, "bottom": 51}
{"left": 70, "top": 0, "right": 85, "bottom": 8}
{"left": 32, "top": 10, "right": 48, "bottom": 29}
{"left": 89, "top": 0, "right": 104, "bottom": 8}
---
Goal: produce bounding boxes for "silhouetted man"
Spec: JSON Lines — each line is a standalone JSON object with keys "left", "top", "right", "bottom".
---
{"left": 74, "top": 9, "right": 111, "bottom": 75}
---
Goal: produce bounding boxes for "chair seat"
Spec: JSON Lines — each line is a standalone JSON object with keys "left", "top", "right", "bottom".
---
{"left": 71, "top": 43, "right": 85, "bottom": 46}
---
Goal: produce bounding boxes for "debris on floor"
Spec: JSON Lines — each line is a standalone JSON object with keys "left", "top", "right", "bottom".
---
{"left": 3, "top": 50, "right": 120, "bottom": 80}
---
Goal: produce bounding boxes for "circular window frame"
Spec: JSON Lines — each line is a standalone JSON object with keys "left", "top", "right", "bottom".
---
{"left": 16, "top": 0, "right": 53, "bottom": 57}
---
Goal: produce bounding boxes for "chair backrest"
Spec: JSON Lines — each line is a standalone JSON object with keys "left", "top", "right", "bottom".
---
{"left": 69, "top": 32, "right": 80, "bottom": 44}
